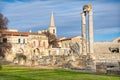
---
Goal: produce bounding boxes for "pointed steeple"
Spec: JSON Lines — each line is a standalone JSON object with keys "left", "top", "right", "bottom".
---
{"left": 48, "top": 11, "right": 57, "bottom": 36}
{"left": 50, "top": 11, "right": 55, "bottom": 27}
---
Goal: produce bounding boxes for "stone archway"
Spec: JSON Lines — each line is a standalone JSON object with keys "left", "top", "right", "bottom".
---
{"left": 16, "top": 48, "right": 24, "bottom": 54}
{"left": 33, "top": 48, "right": 40, "bottom": 56}
{"left": 33, "top": 48, "right": 40, "bottom": 53}
{"left": 13, "top": 48, "right": 26, "bottom": 64}
{"left": 32, "top": 48, "right": 41, "bottom": 65}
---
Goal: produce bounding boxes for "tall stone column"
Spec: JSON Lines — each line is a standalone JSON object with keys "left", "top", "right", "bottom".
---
{"left": 81, "top": 12, "right": 87, "bottom": 55}
{"left": 88, "top": 10, "right": 94, "bottom": 54}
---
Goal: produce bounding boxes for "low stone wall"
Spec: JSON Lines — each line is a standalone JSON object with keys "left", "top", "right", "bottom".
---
{"left": 107, "top": 69, "right": 120, "bottom": 75}
{"left": 96, "top": 64, "right": 107, "bottom": 74}
{"left": 96, "top": 62, "right": 120, "bottom": 75}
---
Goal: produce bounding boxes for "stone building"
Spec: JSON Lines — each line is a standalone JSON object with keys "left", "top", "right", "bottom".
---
{"left": 0, "top": 29, "right": 49, "bottom": 61}
{"left": 0, "top": 12, "right": 57, "bottom": 62}
{"left": 58, "top": 36, "right": 82, "bottom": 54}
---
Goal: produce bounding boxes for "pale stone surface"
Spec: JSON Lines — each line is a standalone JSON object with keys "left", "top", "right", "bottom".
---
{"left": 88, "top": 10, "right": 94, "bottom": 54}
{"left": 81, "top": 12, "right": 87, "bottom": 55}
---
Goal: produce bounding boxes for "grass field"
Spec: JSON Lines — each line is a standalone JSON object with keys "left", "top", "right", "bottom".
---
{"left": 0, "top": 65, "right": 119, "bottom": 80}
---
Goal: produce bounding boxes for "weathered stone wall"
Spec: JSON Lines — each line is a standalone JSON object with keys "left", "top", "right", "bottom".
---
{"left": 94, "top": 42, "right": 120, "bottom": 67}
{"left": 94, "top": 42, "right": 120, "bottom": 54}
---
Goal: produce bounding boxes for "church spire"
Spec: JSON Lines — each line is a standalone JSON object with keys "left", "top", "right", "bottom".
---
{"left": 48, "top": 12, "right": 57, "bottom": 36}
{"left": 50, "top": 11, "right": 55, "bottom": 27}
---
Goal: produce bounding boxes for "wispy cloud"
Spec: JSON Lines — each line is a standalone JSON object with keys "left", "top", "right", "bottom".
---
{"left": 58, "top": 31, "right": 81, "bottom": 37}
{"left": 94, "top": 27, "right": 120, "bottom": 34}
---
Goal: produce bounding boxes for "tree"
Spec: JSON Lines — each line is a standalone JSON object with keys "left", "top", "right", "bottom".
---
{"left": 0, "top": 13, "right": 10, "bottom": 57}
{"left": 42, "top": 31, "right": 58, "bottom": 48}
{"left": 0, "top": 13, "right": 8, "bottom": 30}
{"left": 0, "top": 13, "right": 9, "bottom": 69}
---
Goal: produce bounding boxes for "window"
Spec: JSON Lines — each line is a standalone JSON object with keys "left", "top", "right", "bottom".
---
{"left": 3, "top": 38, "right": 7, "bottom": 43}
{"left": 18, "top": 39, "right": 20, "bottom": 43}
{"left": 39, "top": 41, "right": 41, "bottom": 47}
{"left": 43, "top": 41, "right": 46, "bottom": 47}
{"left": 53, "top": 29, "right": 55, "bottom": 34}
{"left": 23, "top": 39, "right": 25, "bottom": 44}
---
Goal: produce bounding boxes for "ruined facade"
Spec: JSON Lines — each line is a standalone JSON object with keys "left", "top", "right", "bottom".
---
{"left": 0, "top": 29, "right": 49, "bottom": 61}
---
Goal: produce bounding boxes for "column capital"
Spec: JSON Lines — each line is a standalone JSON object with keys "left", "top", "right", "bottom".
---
{"left": 83, "top": 4, "right": 92, "bottom": 12}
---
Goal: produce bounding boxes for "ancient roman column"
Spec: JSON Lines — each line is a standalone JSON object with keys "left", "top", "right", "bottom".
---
{"left": 82, "top": 4, "right": 95, "bottom": 72}
{"left": 88, "top": 8, "right": 94, "bottom": 54}
{"left": 81, "top": 12, "right": 87, "bottom": 55}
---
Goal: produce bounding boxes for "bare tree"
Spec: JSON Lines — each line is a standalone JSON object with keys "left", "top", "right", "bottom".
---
{"left": 0, "top": 13, "right": 8, "bottom": 30}
{"left": 0, "top": 13, "right": 10, "bottom": 57}
{"left": 0, "top": 13, "right": 11, "bottom": 69}
{"left": 42, "top": 31, "right": 58, "bottom": 48}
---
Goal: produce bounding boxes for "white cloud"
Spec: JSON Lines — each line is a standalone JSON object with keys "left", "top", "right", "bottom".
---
{"left": 1, "top": 0, "right": 120, "bottom": 41}
{"left": 94, "top": 27, "right": 120, "bottom": 34}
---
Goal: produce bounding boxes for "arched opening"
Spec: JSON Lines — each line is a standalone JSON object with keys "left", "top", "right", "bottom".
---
{"left": 13, "top": 48, "right": 26, "bottom": 64}
{"left": 33, "top": 48, "right": 40, "bottom": 54}
{"left": 16, "top": 48, "right": 24, "bottom": 54}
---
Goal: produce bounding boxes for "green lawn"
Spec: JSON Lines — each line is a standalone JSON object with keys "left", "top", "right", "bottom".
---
{"left": 0, "top": 66, "right": 119, "bottom": 80}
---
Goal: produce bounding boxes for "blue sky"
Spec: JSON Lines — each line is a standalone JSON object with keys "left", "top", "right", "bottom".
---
{"left": 0, "top": 0, "right": 120, "bottom": 42}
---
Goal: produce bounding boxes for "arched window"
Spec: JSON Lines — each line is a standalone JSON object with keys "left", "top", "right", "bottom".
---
{"left": 18, "top": 39, "right": 20, "bottom": 43}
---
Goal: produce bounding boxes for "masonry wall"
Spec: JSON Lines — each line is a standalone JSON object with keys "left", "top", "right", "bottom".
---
{"left": 94, "top": 42, "right": 120, "bottom": 63}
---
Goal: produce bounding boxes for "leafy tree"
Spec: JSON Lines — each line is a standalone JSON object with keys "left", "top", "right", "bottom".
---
{"left": 42, "top": 31, "right": 58, "bottom": 48}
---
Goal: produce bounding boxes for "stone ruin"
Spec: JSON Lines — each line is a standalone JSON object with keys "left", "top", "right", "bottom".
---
{"left": 11, "top": 42, "right": 96, "bottom": 72}
{"left": 0, "top": 4, "right": 96, "bottom": 72}
{"left": 1, "top": 4, "right": 119, "bottom": 74}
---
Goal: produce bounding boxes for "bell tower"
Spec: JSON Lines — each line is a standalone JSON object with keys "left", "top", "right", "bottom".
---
{"left": 48, "top": 12, "right": 57, "bottom": 36}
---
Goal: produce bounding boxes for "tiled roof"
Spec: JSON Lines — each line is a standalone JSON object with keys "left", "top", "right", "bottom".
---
{"left": 0, "top": 30, "right": 46, "bottom": 36}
